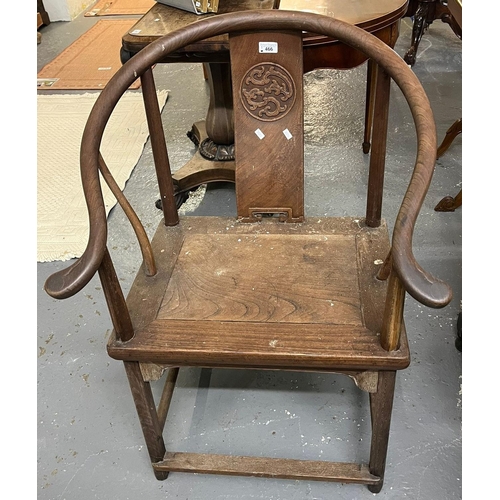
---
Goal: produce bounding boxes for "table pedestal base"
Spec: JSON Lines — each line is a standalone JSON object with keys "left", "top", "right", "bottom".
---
{"left": 177, "top": 121, "right": 236, "bottom": 188}
{"left": 155, "top": 121, "right": 236, "bottom": 210}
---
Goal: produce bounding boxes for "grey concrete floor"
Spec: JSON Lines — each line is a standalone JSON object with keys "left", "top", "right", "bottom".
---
{"left": 37, "top": 10, "right": 462, "bottom": 500}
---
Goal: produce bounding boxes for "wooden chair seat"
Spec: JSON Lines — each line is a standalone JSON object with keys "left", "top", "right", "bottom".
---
{"left": 108, "top": 216, "right": 410, "bottom": 372}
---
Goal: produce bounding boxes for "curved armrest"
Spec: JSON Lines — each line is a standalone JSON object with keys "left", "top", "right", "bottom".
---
{"left": 386, "top": 98, "right": 453, "bottom": 308}
{"left": 44, "top": 177, "right": 108, "bottom": 299}
{"left": 44, "top": 33, "right": 141, "bottom": 300}
{"left": 342, "top": 17, "right": 453, "bottom": 309}
{"left": 392, "top": 195, "right": 453, "bottom": 308}
{"left": 44, "top": 96, "right": 117, "bottom": 299}
{"left": 393, "top": 242, "right": 453, "bottom": 309}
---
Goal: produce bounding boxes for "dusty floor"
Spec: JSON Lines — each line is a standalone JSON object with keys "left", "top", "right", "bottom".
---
{"left": 37, "top": 8, "right": 462, "bottom": 500}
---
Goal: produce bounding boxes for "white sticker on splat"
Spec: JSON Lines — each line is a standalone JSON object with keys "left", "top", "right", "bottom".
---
{"left": 255, "top": 128, "right": 265, "bottom": 140}
{"left": 283, "top": 128, "right": 293, "bottom": 140}
{"left": 259, "top": 42, "right": 278, "bottom": 54}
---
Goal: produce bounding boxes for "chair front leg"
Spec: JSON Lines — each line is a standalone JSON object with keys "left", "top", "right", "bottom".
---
{"left": 124, "top": 361, "right": 169, "bottom": 480}
{"left": 368, "top": 370, "right": 396, "bottom": 493}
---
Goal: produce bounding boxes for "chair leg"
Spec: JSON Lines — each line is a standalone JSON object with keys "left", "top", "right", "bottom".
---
{"left": 124, "top": 361, "right": 169, "bottom": 480}
{"left": 367, "top": 370, "right": 396, "bottom": 493}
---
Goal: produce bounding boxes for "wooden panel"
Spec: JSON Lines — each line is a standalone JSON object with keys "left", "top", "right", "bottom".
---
{"left": 159, "top": 233, "right": 362, "bottom": 324}
{"left": 110, "top": 216, "right": 380, "bottom": 333}
{"left": 230, "top": 31, "right": 304, "bottom": 221}
{"left": 153, "top": 452, "right": 380, "bottom": 484}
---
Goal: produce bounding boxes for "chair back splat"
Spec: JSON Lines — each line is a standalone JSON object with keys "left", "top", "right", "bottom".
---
{"left": 44, "top": 10, "right": 452, "bottom": 493}
{"left": 231, "top": 30, "right": 305, "bottom": 222}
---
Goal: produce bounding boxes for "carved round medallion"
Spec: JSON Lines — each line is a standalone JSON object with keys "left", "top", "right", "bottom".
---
{"left": 240, "top": 63, "right": 296, "bottom": 122}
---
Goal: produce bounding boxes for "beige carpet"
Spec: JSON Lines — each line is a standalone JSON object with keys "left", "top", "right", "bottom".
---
{"left": 37, "top": 90, "right": 169, "bottom": 262}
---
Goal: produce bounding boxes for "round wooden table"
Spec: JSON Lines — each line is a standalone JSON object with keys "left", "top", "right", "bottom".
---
{"left": 121, "top": 0, "right": 409, "bottom": 206}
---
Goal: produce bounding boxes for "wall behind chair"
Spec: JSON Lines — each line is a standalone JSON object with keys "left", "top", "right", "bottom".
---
{"left": 43, "top": 0, "right": 95, "bottom": 21}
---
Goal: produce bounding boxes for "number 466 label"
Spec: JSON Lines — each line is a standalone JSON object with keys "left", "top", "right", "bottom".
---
{"left": 259, "top": 42, "right": 278, "bottom": 53}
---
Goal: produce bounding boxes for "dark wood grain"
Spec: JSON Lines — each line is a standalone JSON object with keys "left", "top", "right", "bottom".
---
{"left": 204, "top": 63, "right": 234, "bottom": 144}
{"left": 404, "top": 0, "right": 461, "bottom": 65}
{"left": 159, "top": 234, "right": 361, "bottom": 324}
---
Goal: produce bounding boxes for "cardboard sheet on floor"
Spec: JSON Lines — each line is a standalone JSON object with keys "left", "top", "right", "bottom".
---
{"left": 85, "top": 0, "right": 155, "bottom": 16}
{"left": 37, "top": 20, "right": 141, "bottom": 90}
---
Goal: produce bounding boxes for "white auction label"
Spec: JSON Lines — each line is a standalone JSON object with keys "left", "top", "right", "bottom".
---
{"left": 259, "top": 42, "right": 278, "bottom": 54}
{"left": 255, "top": 128, "right": 265, "bottom": 140}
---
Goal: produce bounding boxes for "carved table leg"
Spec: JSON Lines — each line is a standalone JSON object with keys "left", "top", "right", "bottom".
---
{"left": 404, "top": 0, "right": 438, "bottom": 67}
{"left": 199, "top": 63, "right": 235, "bottom": 160}
{"left": 174, "top": 62, "right": 236, "bottom": 196}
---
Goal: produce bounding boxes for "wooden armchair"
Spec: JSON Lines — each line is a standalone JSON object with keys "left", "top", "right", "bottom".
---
{"left": 44, "top": 9, "right": 452, "bottom": 493}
